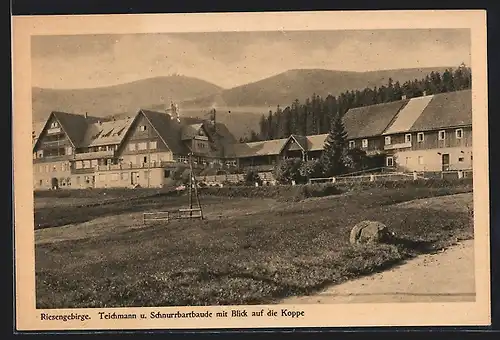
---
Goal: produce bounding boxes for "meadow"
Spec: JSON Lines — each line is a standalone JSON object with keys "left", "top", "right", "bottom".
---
{"left": 34, "top": 180, "right": 474, "bottom": 308}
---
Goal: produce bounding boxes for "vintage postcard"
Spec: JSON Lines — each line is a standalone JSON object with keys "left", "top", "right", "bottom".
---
{"left": 12, "top": 10, "right": 491, "bottom": 331}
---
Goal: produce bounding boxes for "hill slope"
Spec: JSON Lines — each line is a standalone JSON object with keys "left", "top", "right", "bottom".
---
{"left": 32, "top": 67, "right": 453, "bottom": 140}
{"left": 32, "top": 75, "right": 223, "bottom": 122}
{"left": 180, "top": 67, "right": 452, "bottom": 109}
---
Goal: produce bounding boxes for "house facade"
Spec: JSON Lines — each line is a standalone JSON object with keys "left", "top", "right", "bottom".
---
{"left": 32, "top": 90, "right": 472, "bottom": 189}
{"left": 381, "top": 90, "right": 472, "bottom": 171}
{"left": 32, "top": 109, "right": 236, "bottom": 190}
{"left": 226, "top": 89, "right": 472, "bottom": 174}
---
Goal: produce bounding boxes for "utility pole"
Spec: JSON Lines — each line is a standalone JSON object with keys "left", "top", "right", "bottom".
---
{"left": 147, "top": 120, "right": 151, "bottom": 188}
{"left": 188, "top": 152, "right": 203, "bottom": 219}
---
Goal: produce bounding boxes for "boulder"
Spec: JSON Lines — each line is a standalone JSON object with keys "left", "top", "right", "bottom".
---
{"left": 349, "top": 220, "right": 394, "bottom": 245}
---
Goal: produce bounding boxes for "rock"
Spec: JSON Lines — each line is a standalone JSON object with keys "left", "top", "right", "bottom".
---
{"left": 349, "top": 220, "right": 394, "bottom": 245}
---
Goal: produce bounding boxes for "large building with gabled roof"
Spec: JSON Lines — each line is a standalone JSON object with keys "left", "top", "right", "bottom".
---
{"left": 32, "top": 109, "right": 237, "bottom": 190}
{"left": 32, "top": 89, "right": 472, "bottom": 189}
{"left": 225, "top": 89, "right": 473, "bottom": 173}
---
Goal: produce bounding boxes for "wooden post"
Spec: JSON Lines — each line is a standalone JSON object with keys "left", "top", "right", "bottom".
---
{"left": 189, "top": 152, "right": 204, "bottom": 220}
{"left": 189, "top": 153, "right": 193, "bottom": 217}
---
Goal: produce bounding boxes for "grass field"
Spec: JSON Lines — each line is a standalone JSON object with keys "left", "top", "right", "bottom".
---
{"left": 35, "top": 184, "right": 474, "bottom": 308}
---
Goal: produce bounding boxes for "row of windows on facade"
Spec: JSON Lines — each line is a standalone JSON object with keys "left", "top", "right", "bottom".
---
{"left": 385, "top": 153, "right": 471, "bottom": 167}
{"left": 349, "top": 128, "right": 465, "bottom": 149}
{"left": 128, "top": 140, "right": 158, "bottom": 151}
{"left": 34, "top": 144, "right": 120, "bottom": 159}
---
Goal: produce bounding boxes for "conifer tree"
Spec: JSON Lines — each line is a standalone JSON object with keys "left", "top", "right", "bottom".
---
{"left": 320, "top": 112, "right": 348, "bottom": 176}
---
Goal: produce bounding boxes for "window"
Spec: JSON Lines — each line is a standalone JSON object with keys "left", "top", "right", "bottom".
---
{"left": 348, "top": 140, "right": 355, "bottom": 149}
{"left": 178, "top": 156, "right": 188, "bottom": 163}
{"left": 386, "top": 156, "right": 394, "bottom": 167}
{"left": 39, "top": 180, "right": 43, "bottom": 186}
{"left": 149, "top": 141, "right": 157, "bottom": 149}
{"left": 66, "top": 147, "right": 73, "bottom": 155}
{"left": 458, "top": 157, "right": 465, "bottom": 162}
{"left": 385, "top": 136, "right": 391, "bottom": 145}
{"left": 91, "top": 159, "right": 98, "bottom": 167}
{"left": 362, "top": 139, "right": 368, "bottom": 148}
{"left": 418, "top": 156, "right": 424, "bottom": 165}
{"left": 111, "top": 173, "right": 119, "bottom": 181}
{"left": 138, "top": 142, "right": 147, "bottom": 150}
{"left": 139, "top": 125, "right": 147, "bottom": 132}
{"left": 456, "top": 129, "right": 463, "bottom": 139}
{"left": 128, "top": 143, "right": 136, "bottom": 151}
{"left": 150, "top": 154, "right": 158, "bottom": 163}
{"left": 76, "top": 176, "right": 80, "bottom": 185}
{"left": 143, "top": 156, "right": 148, "bottom": 163}
{"left": 50, "top": 121, "right": 59, "bottom": 128}
{"left": 405, "top": 157, "right": 411, "bottom": 165}
{"left": 164, "top": 170, "right": 171, "bottom": 178}
{"left": 405, "top": 134, "right": 412, "bottom": 143}
{"left": 144, "top": 170, "right": 150, "bottom": 179}
{"left": 417, "top": 132, "right": 425, "bottom": 142}
{"left": 438, "top": 130, "right": 446, "bottom": 140}
{"left": 83, "top": 160, "right": 91, "bottom": 168}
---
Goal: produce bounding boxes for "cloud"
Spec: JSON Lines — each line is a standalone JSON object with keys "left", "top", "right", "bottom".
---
{"left": 31, "top": 29, "right": 471, "bottom": 90}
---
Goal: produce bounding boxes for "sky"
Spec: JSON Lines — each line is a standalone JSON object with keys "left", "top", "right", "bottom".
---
{"left": 31, "top": 29, "right": 471, "bottom": 90}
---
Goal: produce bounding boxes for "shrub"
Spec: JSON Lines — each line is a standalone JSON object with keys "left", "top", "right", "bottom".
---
{"left": 299, "top": 159, "right": 324, "bottom": 180}
{"left": 344, "top": 148, "right": 368, "bottom": 173}
{"left": 244, "top": 170, "right": 262, "bottom": 186}
{"left": 170, "top": 166, "right": 187, "bottom": 180}
{"left": 273, "top": 158, "right": 305, "bottom": 184}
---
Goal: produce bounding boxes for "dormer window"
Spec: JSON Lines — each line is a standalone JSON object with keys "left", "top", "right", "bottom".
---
{"left": 417, "top": 132, "right": 425, "bottom": 143}
{"left": 456, "top": 128, "right": 463, "bottom": 139}
{"left": 384, "top": 136, "right": 391, "bottom": 145}
{"left": 438, "top": 130, "right": 446, "bottom": 140}
{"left": 348, "top": 140, "right": 355, "bottom": 149}
{"left": 362, "top": 139, "right": 368, "bottom": 148}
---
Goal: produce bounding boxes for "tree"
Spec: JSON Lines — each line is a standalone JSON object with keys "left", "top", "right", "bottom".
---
{"left": 267, "top": 110, "right": 274, "bottom": 139}
{"left": 273, "top": 158, "right": 304, "bottom": 184}
{"left": 244, "top": 170, "right": 262, "bottom": 186}
{"left": 344, "top": 147, "right": 368, "bottom": 173}
{"left": 299, "top": 159, "right": 323, "bottom": 180}
{"left": 320, "top": 112, "right": 348, "bottom": 176}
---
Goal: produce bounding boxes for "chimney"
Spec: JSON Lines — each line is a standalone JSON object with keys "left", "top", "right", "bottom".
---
{"left": 84, "top": 112, "right": 88, "bottom": 119}
{"left": 401, "top": 94, "right": 407, "bottom": 100}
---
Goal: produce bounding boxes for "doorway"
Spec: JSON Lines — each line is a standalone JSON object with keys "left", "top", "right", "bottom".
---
{"left": 131, "top": 172, "right": 138, "bottom": 185}
{"left": 441, "top": 153, "right": 450, "bottom": 171}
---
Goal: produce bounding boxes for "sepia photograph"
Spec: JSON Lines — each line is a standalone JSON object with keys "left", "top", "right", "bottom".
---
{"left": 12, "top": 11, "right": 490, "bottom": 331}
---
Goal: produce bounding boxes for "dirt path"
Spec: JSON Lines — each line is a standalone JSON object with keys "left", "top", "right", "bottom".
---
{"left": 281, "top": 239, "right": 476, "bottom": 304}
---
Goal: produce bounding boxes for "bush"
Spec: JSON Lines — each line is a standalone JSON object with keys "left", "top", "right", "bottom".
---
{"left": 244, "top": 170, "right": 262, "bottom": 186}
{"left": 273, "top": 158, "right": 305, "bottom": 184}
{"left": 299, "top": 159, "right": 323, "bottom": 180}
{"left": 170, "top": 166, "right": 188, "bottom": 180}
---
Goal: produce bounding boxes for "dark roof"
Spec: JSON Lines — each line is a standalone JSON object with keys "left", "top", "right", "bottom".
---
{"left": 52, "top": 111, "right": 90, "bottom": 146}
{"left": 343, "top": 99, "right": 409, "bottom": 139}
{"left": 140, "top": 109, "right": 190, "bottom": 154}
{"left": 288, "top": 134, "right": 308, "bottom": 151}
{"left": 408, "top": 90, "right": 472, "bottom": 132}
{"left": 33, "top": 111, "right": 103, "bottom": 150}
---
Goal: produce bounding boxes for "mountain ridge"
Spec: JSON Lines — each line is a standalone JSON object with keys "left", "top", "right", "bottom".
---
{"left": 32, "top": 66, "right": 456, "bottom": 139}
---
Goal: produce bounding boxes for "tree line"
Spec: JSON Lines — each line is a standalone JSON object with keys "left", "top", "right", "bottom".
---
{"left": 240, "top": 64, "right": 472, "bottom": 143}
